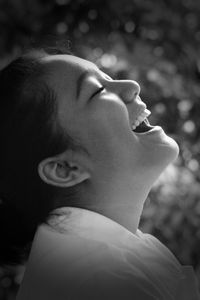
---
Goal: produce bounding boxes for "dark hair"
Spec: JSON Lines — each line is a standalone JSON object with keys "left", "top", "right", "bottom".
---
{"left": 0, "top": 43, "right": 82, "bottom": 266}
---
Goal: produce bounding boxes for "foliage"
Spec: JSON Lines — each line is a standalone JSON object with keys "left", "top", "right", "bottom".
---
{"left": 0, "top": 0, "right": 200, "bottom": 298}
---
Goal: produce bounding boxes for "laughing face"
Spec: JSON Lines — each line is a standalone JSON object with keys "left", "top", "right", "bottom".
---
{"left": 41, "top": 54, "right": 179, "bottom": 191}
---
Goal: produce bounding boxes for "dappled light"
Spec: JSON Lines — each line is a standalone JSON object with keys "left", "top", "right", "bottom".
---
{"left": 0, "top": 0, "right": 200, "bottom": 298}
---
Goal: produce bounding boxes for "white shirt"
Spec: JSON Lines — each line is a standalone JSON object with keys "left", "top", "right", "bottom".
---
{"left": 16, "top": 207, "right": 200, "bottom": 300}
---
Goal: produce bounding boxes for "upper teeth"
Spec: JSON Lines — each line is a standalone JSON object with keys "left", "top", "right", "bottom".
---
{"left": 132, "top": 109, "right": 151, "bottom": 130}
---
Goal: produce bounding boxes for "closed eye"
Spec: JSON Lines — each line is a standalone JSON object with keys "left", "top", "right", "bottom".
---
{"left": 90, "top": 86, "right": 105, "bottom": 99}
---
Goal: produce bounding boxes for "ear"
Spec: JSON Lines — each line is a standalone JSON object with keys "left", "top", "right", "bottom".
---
{"left": 38, "top": 156, "right": 90, "bottom": 188}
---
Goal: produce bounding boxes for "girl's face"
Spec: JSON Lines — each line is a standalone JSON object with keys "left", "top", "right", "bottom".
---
{"left": 43, "top": 54, "right": 179, "bottom": 188}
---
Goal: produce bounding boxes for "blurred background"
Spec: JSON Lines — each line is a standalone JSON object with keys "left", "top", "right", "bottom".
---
{"left": 0, "top": 0, "right": 200, "bottom": 298}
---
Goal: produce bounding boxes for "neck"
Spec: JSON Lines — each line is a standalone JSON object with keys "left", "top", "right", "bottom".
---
{"left": 98, "top": 201, "right": 145, "bottom": 234}
{"left": 77, "top": 179, "right": 151, "bottom": 234}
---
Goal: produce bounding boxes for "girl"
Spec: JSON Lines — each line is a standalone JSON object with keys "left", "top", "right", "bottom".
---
{"left": 0, "top": 46, "right": 199, "bottom": 299}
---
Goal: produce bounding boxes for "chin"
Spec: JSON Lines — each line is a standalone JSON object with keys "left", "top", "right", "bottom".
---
{"left": 159, "top": 132, "right": 179, "bottom": 160}
{"left": 142, "top": 137, "right": 179, "bottom": 188}
{"left": 138, "top": 129, "right": 180, "bottom": 175}
{"left": 129, "top": 126, "right": 180, "bottom": 180}
{"left": 151, "top": 134, "right": 180, "bottom": 175}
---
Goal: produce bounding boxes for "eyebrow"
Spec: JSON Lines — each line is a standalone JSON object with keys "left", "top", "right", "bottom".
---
{"left": 76, "top": 69, "right": 97, "bottom": 99}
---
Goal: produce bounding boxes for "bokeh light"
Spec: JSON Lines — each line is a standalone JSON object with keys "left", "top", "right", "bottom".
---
{"left": 1, "top": 0, "right": 200, "bottom": 297}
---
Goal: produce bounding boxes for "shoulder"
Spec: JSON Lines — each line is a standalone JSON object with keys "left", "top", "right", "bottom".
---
{"left": 71, "top": 268, "right": 161, "bottom": 300}
{"left": 17, "top": 224, "right": 185, "bottom": 300}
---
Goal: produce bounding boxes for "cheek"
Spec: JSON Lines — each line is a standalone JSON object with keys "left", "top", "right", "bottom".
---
{"left": 64, "top": 102, "right": 142, "bottom": 165}
{"left": 82, "top": 121, "right": 140, "bottom": 171}
{"left": 88, "top": 101, "right": 129, "bottom": 135}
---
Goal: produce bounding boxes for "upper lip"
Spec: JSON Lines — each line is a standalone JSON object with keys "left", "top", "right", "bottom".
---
{"left": 129, "top": 99, "right": 147, "bottom": 125}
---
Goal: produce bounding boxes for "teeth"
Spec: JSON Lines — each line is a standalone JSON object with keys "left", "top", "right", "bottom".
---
{"left": 141, "top": 109, "right": 151, "bottom": 117}
{"left": 135, "top": 120, "right": 140, "bottom": 126}
{"left": 132, "top": 124, "right": 136, "bottom": 130}
{"left": 132, "top": 108, "right": 151, "bottom": 130}
{"left": 137, "top": 115, "right": 144, "bottom": 122}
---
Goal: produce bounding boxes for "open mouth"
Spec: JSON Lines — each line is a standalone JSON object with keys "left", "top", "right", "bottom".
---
{"left": 132, "top": 118, "right": 154, "bottom": 133}
{"left": 131, "top": 108, "right": 154, "bottom": 133}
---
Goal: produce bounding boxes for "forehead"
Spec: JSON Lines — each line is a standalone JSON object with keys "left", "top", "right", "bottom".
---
{"left": 41, "top": 54, "right": 99, "bottom": 101}
{"left": 41, "top": 55, "right": 99, "bottom": 127}
{"left": 42, "top": 54, "right": 98, "bottom": 79}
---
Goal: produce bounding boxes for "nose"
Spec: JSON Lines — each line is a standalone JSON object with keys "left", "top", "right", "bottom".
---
{"left": 108, "top": 79, "right": 140, "bottom": 104}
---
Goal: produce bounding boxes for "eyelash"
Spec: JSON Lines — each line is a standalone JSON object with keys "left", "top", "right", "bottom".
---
{"left": 91, "top": 86, "right": 105, "bottom": 98}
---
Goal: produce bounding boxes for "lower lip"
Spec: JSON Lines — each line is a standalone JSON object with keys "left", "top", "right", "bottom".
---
{"left": 133, "top": 125, "right": 164, "bottom": 136}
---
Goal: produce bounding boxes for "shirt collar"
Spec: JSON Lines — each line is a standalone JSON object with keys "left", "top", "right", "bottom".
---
{"left": 46, "top": 206, "right": 139, "bottom": 247}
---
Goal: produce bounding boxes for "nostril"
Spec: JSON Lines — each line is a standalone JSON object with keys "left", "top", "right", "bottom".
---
{"left": 126, "top": 81, "right": 140, "bottom": 102}
{"left": 121, "top": 90, "right": 138, "bottom": 104}
{"left": 122, "top": 91, "right": 135, "bottom": 103}
{"left": 113, "top": 79, "right": 141, "bottom": 103}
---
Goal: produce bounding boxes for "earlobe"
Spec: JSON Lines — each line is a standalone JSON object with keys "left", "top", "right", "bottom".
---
{"left": 38, "top": 158, "right": 90, "bottom": 188}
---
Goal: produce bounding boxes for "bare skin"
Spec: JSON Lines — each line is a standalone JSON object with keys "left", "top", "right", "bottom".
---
{"left": 38, "top": 54, "right": 179, "bottom": 233}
